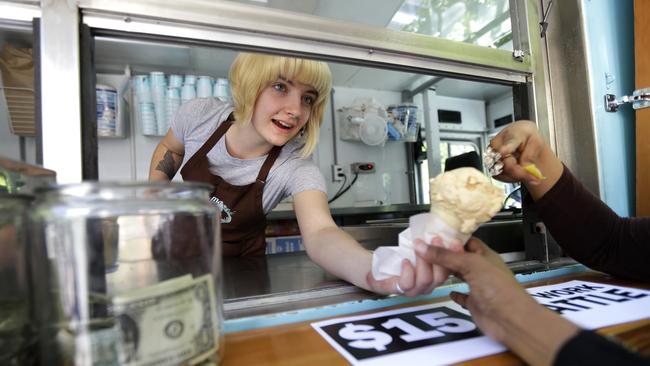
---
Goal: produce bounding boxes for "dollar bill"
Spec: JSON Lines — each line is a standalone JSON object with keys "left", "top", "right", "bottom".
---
{"left": 111, "top": 274, "right": 219, "bottom": 366}
{"left": 114, "top": 275, "right": 193, "bottom": 301}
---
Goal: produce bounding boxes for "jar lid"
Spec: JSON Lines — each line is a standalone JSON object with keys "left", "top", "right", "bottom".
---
{"left": 35, "top": 181, "right": 214, "bottom": 200}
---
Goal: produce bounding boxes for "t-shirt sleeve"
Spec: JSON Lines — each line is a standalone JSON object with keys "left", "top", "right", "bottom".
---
{"left": 171, "top": 98, "right": 228, "bottom": 145}
{"left": 285, "top": 159, "right": 327, "bottom": 197}
{"left": 554, "top": 330, "right": 650, "bottom": 366}
{"left": 171, "top": 99, "right": 201, "bottom": 144}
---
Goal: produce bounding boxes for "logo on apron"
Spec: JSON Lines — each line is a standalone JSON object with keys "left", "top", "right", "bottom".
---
{"left": 210, "top": 196, "right": 234, "bottom": 223}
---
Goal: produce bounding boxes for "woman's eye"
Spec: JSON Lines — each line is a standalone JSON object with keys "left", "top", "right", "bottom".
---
{"left": 303, "top": 95, "right": 315, "bottom": 105}
{"left": 272, "top": 83, "right": 286, "bottom": 92}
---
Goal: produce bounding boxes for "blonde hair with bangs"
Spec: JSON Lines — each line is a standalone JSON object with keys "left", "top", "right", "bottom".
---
{"left": 229, "top": 52, "right": 332, "bottom": 157}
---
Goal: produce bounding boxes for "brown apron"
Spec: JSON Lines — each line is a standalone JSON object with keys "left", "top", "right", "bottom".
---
{"left": 181, "top": 118, "right": 281, "bottom": 256}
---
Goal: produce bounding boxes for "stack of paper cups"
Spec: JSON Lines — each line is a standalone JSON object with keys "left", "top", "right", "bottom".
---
{"left": 196, "top": 76, "right": 214, "bottom": 98}
{"left": 133, "top": 75, "right": 152, "bottom": 103}
{"left": 169, "top": 74, "right": 183, "bottom": 88}
{"left": 181, "top": 83, "right": 196, "bottom": 103}
{"left": 213, "top": 78, "right": 231, "bottom": 102}
{"left": 150, "top": 71, "right": 167, "bottom": 136}
{"left": 133, "top": 75, "right": 157, "bottom": 135}
{"left": 133, "top": 72, "right": 231, "bottom": 134}
{"left": 139, "top": 103, "right": 157, "bottom": 136}
{"left": 164, "top": 86, "right": 181, "bottom": 134}
{"left": 184, "top": 74, "right": 197, "bottom": 86}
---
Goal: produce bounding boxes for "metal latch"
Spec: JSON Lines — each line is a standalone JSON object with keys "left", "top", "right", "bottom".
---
{"left": 605, "top": 87, "right": 650, "bottom": 112}
{"left": 512, "top": 49, "right": 525, "bottom": 62}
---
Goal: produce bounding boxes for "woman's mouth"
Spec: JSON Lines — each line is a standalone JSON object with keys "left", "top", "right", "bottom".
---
{"left": 272, "top": 119, "right": 293, "bottom": 130}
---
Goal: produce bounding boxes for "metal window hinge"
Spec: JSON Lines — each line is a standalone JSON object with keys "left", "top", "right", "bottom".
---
{"left": 605, "top": 87, "right": 650, "bottom": 112}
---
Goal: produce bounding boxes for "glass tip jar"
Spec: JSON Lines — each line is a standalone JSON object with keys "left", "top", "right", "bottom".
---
{"left": 28, "top": 182, "right": 223, "bottom": 365}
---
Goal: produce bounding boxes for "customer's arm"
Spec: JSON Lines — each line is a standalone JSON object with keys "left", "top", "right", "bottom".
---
{"left": 530, "top": 165, "right": 650, "bottom": 281}
{"left": 554, "top": 329, "right": 650, "bottom": 366}
{"left": 416, "top": 238, "right": 649, "bottom": 366}
{"left": 415, "top": 238, "right": 579, "bottom": 366}
{"left": 489, "top": 121, "right": 650, "bottom": 281}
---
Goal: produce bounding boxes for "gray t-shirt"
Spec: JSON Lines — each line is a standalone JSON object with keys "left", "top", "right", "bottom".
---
{"left": 171, "top": 97, "right": 326, "bottom": 214}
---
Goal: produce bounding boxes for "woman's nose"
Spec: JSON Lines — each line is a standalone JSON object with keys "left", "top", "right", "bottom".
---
{"left": 284, "top": 95, "right": 302, "bottom": 120}
{"left": 287, "top": 112, "right": 299, "bottom": 122}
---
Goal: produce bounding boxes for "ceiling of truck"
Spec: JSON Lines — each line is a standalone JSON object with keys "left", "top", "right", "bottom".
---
{"left": 0, "top": 0, "right": 513, "bottom": 103}
{"left": 94, "top": 37, "right": 511, "bottom": 102}
{"left": 0, "top": 0, "right": 513, "bottom": 102}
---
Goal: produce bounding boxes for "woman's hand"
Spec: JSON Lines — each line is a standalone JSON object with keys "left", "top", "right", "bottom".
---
{"left": 366, "top": 238, "right": 453, "bottom": 297}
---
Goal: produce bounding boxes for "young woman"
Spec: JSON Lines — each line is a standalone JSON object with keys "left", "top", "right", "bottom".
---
{"left": 149, "top": 52, "right": 441, "bottom": 296}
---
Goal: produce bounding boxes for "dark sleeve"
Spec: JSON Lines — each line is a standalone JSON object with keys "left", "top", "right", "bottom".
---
{"left": 528, "top": 165, "right": 650, "bottom": 281}
{"left": 554, "top": 330, "right": 650, "bottom": 366}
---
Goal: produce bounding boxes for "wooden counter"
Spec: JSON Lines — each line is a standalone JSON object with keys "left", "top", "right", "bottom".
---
{"left": 222, "top": 272, "right": 650, "bottom": 365}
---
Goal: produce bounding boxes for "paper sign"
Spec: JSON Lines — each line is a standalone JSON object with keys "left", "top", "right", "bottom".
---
{"left": 311, "top": 280, "right": 650, "bottom": 365}
{"left": 312, "top": 302, "right": 504, "bottom": 366}
{"left": 526, "top": 280, "right": 650, "bottom": 329}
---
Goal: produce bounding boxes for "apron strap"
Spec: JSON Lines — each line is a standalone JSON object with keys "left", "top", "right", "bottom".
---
{"left": 194, "top": 116, "right": 233, "bottom": 157}
{"left": 193, "top": 113, "right": 281, "bottom": 185}
{"left": 256, "top": 145, "right": 282, "bottom": 184}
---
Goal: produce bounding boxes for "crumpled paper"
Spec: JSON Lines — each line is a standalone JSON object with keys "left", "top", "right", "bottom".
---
{"left": 371, "top": 212, "right": 470, "bottom": 280}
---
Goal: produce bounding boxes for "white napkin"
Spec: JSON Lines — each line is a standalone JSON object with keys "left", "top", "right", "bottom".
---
{"left": 371, "top": 212, "right": 470, "bottom": 281}
{"left": 371, "top": 218, "right": 418, "bottom": 281}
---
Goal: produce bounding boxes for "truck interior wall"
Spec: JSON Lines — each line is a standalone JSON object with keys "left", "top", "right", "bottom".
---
{"left": 92, "top": 73, "right": 499, "bottom": 207}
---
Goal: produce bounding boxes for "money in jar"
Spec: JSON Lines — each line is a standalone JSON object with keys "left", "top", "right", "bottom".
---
{"left": 28, "top": 182, "right": 224, "bottom": 365}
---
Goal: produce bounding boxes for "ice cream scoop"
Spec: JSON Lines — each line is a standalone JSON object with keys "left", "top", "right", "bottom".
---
{"left": 428, "top": 167, "right": 504, "bottom": 235}
{"left": 483, "top": 145, "right": 546, "bottom": 180}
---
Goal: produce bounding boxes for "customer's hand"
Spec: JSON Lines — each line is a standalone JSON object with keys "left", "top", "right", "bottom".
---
{"left": 489, "top": 120, "right": 564, "bottom": 199}
{"left": 489, "top": 120, "right": 548, "bottom": 185}
{"left": 415, "top": 237, "right": 533, "bottom": 342}
{"left": 415, "top": 237, "right": 580, "bottom": 365}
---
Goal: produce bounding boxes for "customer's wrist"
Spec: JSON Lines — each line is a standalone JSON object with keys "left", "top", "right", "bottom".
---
{"left": 503, "top": 303, "right": 580, "bottom": 366}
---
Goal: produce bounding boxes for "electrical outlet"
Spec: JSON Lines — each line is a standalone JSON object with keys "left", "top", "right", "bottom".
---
{"left": 331, "top": 164, "right": 344, "bottom": 182}
{"left": 350, "top": 162, "right": 375, "bottom": 174}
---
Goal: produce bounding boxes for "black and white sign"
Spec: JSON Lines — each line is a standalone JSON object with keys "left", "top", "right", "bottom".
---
{"left": 312, "top": 302, "right": 505, "bottom": 366}
{"left": 312, "top": 280, "right": 650, "bottom": 366}
{"left": 527, "top": 280, "right": 650, "bottom": 329}
{"left": 320, "top": 306, "right": 479, "bottom": 360}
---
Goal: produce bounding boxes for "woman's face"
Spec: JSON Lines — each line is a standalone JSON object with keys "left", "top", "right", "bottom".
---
{"left": 250, "top": 76, "right": 318, "bottom": 147}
